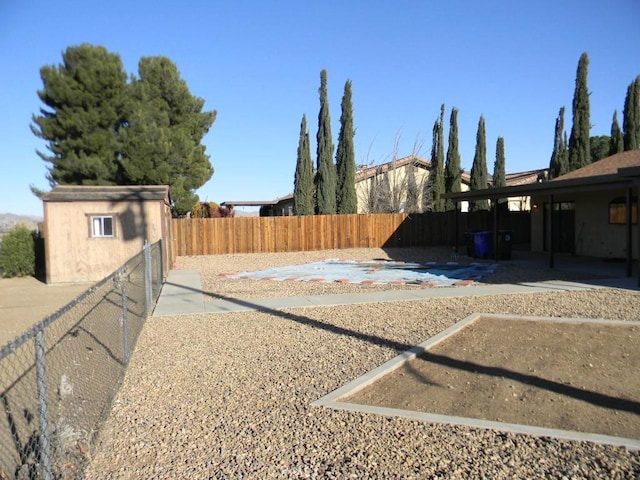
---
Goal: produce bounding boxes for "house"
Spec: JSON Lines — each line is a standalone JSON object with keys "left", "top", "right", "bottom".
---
{"left": 442, "top": 150, "right": 640, "bottom": 279}
{"left": 504, "top": 168, "right": 548, "bottom": 211}
{"left": 225, "top": 156, "right": 547, "bottom": 217}
{"left": 530, "top": 151, "right": 639, "bottom": 258}
{"left": 222, "top": 195, "right": 294, "bottom": 217}
{"left": 354, "top": 156, "right": 443, "bottom": 212}
{"left": 41, "top": 185, "right": 172, "bottom": 283}
{"left": 355, "top": 155, "right": 546, "bottom": 213}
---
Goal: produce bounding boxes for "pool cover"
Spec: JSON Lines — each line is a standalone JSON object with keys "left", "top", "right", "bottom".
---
{"left": 230, "top": 259, "right": 497, "bottom": 286}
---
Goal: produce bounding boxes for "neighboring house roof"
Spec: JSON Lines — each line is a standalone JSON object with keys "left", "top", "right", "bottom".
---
{"left": 355, "top": 155, "right": 432, "bottom": 182}
{"left": 42, "top": 185, "right": 170, "bottom": 202}
{"left": 553, "top": 150, "right": 640, "bottom": 181}
{"left": 226, "top": 160, "right": 551, "bottom": 208}
{"left": 355, "top": 155, "right": 480, "bottom": 185}
{"left": 504, "top": 168, "right": 548, "bottom": 186}
{"left": 222, "top": 194, "right": 293, "bottom": 208}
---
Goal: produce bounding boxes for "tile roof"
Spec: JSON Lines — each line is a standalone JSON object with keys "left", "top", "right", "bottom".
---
{"left": 355, "top": 155, "right": 431, "bottom": 182}
{"left": 504, "top": 168, "right": 548, "bottom": 186}
{"left": 553, "top": 150, "right": 640, "bottom": 181}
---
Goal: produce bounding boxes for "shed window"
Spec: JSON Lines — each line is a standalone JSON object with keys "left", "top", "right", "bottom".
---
{"left": 90, "top": 216, "right": 114, "bottom": 237}
{"left": 609, "top": 197, "right": 637, "bottom": 225}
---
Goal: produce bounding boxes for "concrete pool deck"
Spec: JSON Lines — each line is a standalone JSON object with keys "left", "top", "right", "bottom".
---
{"left": 152, "top": 268, "right": 639, "bottom": 317}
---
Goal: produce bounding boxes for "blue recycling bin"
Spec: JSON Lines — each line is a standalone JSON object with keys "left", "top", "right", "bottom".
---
{"left": 473, "top": 231, "right": 493, "bottom": 259}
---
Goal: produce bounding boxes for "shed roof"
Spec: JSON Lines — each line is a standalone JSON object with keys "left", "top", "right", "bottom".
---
{"left": 42, "top": 185, "right": 170, "bottom": 202}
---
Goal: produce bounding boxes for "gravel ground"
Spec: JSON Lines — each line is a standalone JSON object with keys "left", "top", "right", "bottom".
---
{"left": 85, "top": 248, "right": 640, "bottom": 479}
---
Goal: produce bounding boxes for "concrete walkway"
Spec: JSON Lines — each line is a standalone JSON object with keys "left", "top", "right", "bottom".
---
{"left": 152, "top": 270, "right": 639, "bottom": 318}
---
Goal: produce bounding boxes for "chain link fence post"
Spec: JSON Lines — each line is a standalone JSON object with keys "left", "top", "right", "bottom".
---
{"left": 144, "top": 240, "right": 153, "bottom": 316}
{"left": 119, "top": 267, "right": 129, "bottom": 366}
{"left": 35, "top": 329, "right": 52, "bottom": 480}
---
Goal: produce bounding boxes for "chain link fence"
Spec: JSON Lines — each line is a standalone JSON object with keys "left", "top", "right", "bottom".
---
{"left": 0, "top": 240, "right": 164, "bottom": 480}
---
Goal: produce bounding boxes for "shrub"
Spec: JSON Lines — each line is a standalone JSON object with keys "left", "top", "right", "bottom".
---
{"left": 0, "top": 224, "right": 35, "bottom": 278}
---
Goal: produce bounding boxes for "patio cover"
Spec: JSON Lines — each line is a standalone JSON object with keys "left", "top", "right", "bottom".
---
{"left": 442, "top": 153, "right": 640, "bottom": 285}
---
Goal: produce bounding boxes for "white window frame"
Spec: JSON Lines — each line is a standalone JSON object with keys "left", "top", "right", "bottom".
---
{"left": 90, "top": 215, "right": 115, "bottom": 238}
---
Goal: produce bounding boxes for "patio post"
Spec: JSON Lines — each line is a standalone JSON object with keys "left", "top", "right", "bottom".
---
{"left": 548, "top": 194, "right": 555, "bottom": 269}
{"left": 626, "top": 187, "right": 633, "bottom": 277}
{"left": 637, "top": 185, "right": 640, "bottom": 287}
{"left": 454, "top": 203, "right": 459, "bottom": 256}
{"left": 492, "top": 199, "right": 499, "bottom": 261}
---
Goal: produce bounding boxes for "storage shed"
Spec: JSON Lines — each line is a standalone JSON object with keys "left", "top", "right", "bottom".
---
{"left": 42, "top": 185, "right": 172, "bottom": 284}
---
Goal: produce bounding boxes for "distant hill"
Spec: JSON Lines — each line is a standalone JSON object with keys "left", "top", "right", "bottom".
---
{"left": 0, "top": 213, "right": 42, "bottom": 234}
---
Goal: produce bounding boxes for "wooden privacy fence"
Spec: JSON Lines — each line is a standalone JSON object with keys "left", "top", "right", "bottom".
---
{"left": 171, "top": 211, "right": 530, "bottom": 257}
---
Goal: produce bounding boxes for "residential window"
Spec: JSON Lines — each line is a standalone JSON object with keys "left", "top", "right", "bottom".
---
{"left": 609, "top": 197, "right": 637, "bottom": 225}
{"left": 90, "top": 215, "right": 114, "bottom": 237}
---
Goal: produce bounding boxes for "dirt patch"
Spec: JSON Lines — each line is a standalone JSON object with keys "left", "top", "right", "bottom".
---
{"left": 346, "top": 315, "right": 640, "bottom": 441}
{"left": 0, "top": 276, "right": 93, "bottom": 347}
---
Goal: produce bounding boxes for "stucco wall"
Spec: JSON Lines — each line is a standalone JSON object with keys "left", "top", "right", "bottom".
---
{"left": 44, "top": 199, "right": 168, "bottom": 283}
{"left": 573, "top": 193, "right": 638, "bottom": 259}
{"left": 355, "top": 166, "right": 469, "bottom": 212}
{"left": 530, "top": 191, "right": 638, "bottom": 259}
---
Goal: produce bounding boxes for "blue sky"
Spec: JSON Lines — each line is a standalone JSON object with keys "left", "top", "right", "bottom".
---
{"left": 1, "top": 0, "right": 639, "bottom": 216}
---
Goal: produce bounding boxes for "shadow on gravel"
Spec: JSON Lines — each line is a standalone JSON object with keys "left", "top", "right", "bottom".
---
{"left": 163, "top": 282, "right": 640, "bottom": 415}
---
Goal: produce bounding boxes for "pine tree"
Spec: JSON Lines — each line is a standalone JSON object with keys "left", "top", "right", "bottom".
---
{"left": 610, "top": 110, "right": 624, "bottom": 155}
{"left": 30, "top": 44, "right": 216, "bottom": 215}
{"left": 294, "top": 114, "right": 314, "bottom": 215}
{"left": 336, "top": 80, "right": 357, "bottom": 214}
{"left": 623, "top": 75, "right": 640, "bottom": 151}
{"left": 567, "top": 52, "right": 591, "bottom": 171}
{"left": 120, "top": 56, "right": 216, "bottom": 214}
{"left": 549, "top": 107, "right": 569, "bottom": 179}
{"left": 444, "top": 107, "right": 462, "bottom": 211}
{"left": 315, "top": 69, "right": 336, "bottom": 214}
{"left": 31, "top": 44, "right": 128, "bottom": 186}
{"left": 493, "top": 137, "right": 507, "bottom": 207}
{"left": 426, "top": 104, "right": 446, "bottom": 212}
{"left": 469, "top": 116, "right": 489, "bottom": 211}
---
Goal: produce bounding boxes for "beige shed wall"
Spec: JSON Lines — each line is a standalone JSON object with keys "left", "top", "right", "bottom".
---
{"left": 44, "top": 199, "right": 166, "bottom": 284}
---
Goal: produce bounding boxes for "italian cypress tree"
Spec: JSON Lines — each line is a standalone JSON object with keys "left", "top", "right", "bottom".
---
{"left": 444, "top": 107, "right": 462, "bottom": 211}
{"left": 549, "top": 107, "right": 569, "bottom": 179}
{"left": 469, "top": 115, "right": 489, "bottom": 211}
{"left": 315, "top": 69, "right": 336, "bottom": 214}
{"left": 378, "top": 171, "right": 393, "bottom": 213}
{"left": 610, "top": 110, "right": 624, "bottom": 155}
{"left": 567, "top": 52, "right": 591, "bottom": 171}
{"left": 336, "top": 80, "right": 357, "bottom": 214}
{"left": 423, "top": 121, "right": 438, "bottom": 212}
{"left": 294, "top": 114, "right": 314, "bottom": 215}
{"left": 493, "top": 137, "right": 507, "bottom": 207}
{"left": 405, "top": 161, "right": 420, "bottom": 213}
{"left": 589, "top": 136, "right": 611, "bottom": 163}
{"left": 623, "top": 75, "right": 640, "bottom": 151}
{"left": 366, "top": 171, "right": 380, "bottom": 213}
{"left": 426, "top": 104, "right": 446, "bottom": 212}
{"left": 31, "top": 44, "right": 128, "bottom": 186}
